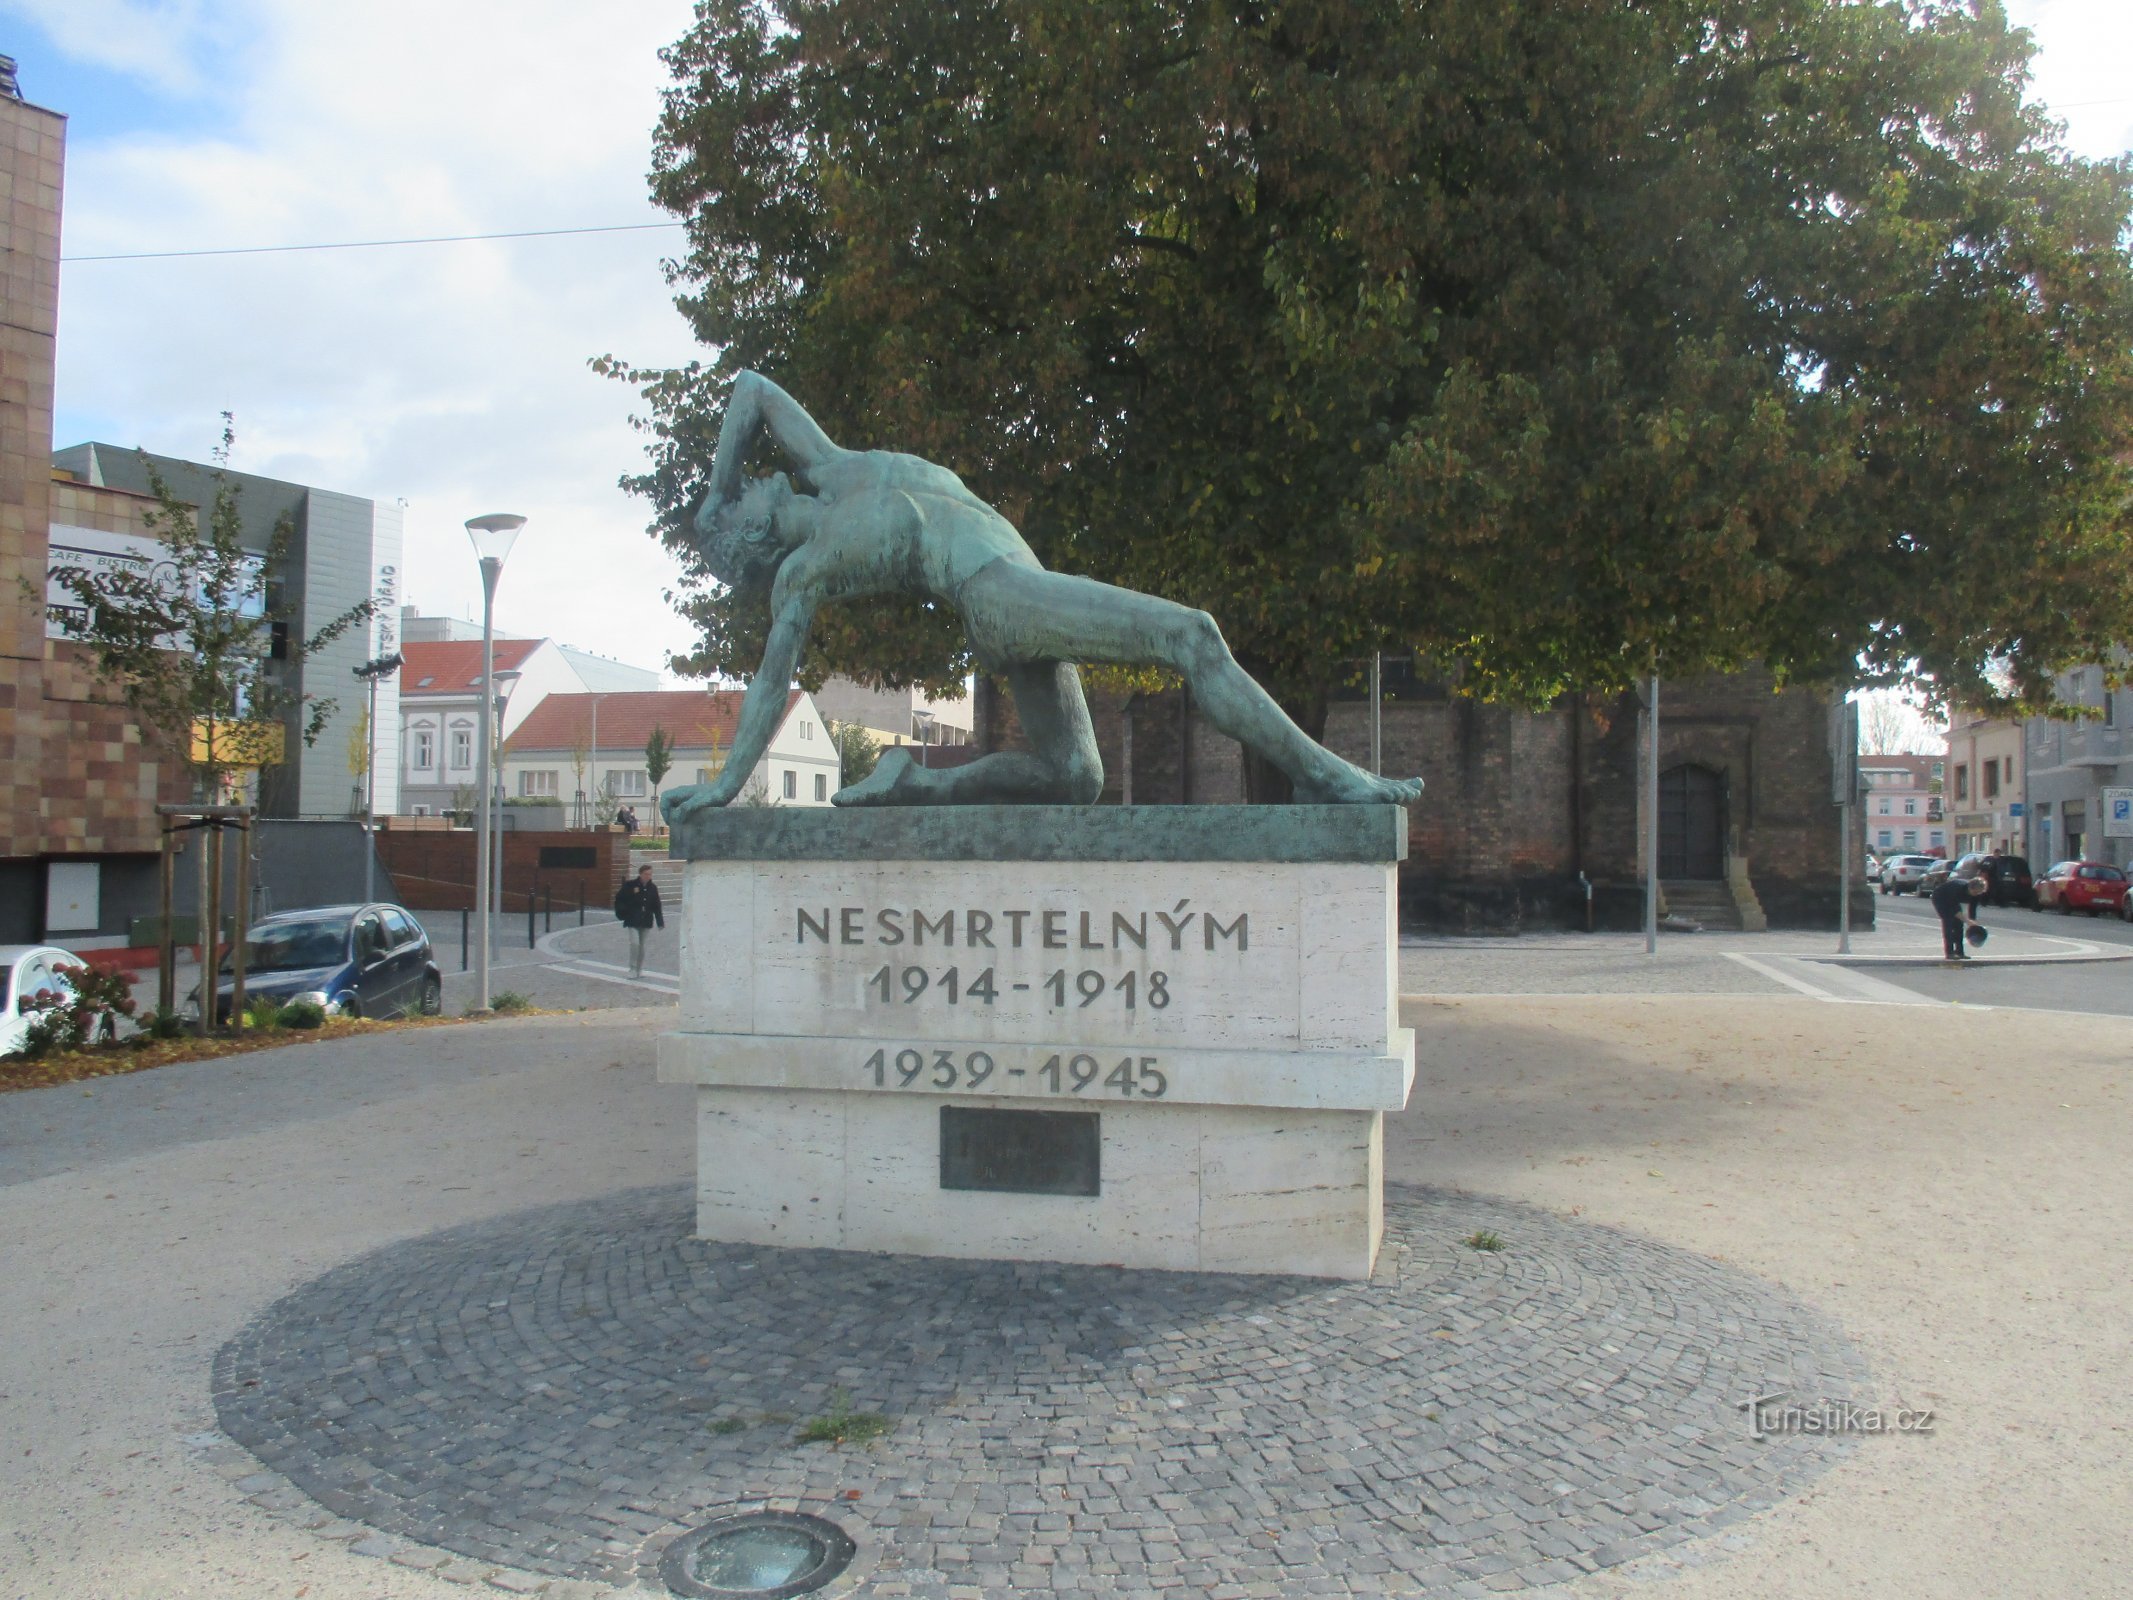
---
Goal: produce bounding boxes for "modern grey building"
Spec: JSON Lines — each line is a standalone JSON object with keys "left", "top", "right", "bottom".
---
{"left": 50, "top": 443, "right": 404, "bottom": 820}
{"left": 2021, "top": 665, "right": 2132, "bottom": 868}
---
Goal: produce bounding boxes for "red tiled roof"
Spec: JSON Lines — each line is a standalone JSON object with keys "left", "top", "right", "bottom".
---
{"left": 1858, "top": 752, "right": 1944, "bottom": 785}
{"left": 401, "top": 639, "right": 542, "bottom": 694}
{"left": 507, "top": 689, "right": 802, "bottom": 754}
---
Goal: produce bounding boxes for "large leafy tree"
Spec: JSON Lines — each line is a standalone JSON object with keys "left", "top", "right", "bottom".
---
{"left": 611, "top": 0, "right": 2133, "bottom": 748}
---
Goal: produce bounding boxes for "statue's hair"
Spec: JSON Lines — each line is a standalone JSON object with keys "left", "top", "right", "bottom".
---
{"left": 699, "top": 473, "right": 793, "bottom": 593}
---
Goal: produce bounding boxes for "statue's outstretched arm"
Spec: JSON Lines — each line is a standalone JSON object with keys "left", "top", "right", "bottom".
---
{"left": 707, "top": 370, "right": 844, "bottom": 509}
{"left": 688, "top": 585, "right": 818, "bottom": 808}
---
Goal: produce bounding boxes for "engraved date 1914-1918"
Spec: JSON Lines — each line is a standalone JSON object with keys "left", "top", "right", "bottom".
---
{"left": 863, "top": 1046, "right": 1168, "bottom": 1098}
{"left": 866, "top": 964, "right": 1170, "bottom": 1010}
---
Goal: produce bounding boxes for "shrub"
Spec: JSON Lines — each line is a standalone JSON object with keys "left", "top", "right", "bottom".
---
{"left": 280, "top": 998, "right": 326, "bottom": 1030}
{"left": 242, "top": 995, "right": 286, "bottom": 1032}
{"left": 16, "top": 960, "right": 138, "bottom": 1056}
{"left": 145, "top": 1006, "right": 187, "bottom": 1040}
{"left": 489, "top": 991, "right": 533, "bottom": 1015}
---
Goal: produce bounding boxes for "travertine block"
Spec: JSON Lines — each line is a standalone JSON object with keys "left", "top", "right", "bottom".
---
{"left": 663, "top": 807, "right": 1412, "bottom": 1278}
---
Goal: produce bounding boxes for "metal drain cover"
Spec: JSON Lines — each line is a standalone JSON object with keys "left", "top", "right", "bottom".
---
{"left": 659, "top": 1510, "right": 857, "bottom": 1598}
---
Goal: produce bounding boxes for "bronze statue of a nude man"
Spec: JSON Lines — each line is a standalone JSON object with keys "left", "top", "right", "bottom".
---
{"left": 660, "top": 371, "right": 1425, "bottom": 819}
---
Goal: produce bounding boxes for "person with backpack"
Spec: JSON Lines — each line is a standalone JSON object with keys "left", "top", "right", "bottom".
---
{"left": 613, "top": 864, "right": 664, "bottom": 978}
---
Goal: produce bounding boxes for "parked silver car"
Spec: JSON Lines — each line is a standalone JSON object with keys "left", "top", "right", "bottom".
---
{"left": 1878, "top": 854, "right": 1939, "bottom": 895}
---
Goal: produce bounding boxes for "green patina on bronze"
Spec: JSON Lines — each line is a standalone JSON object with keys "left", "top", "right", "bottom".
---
{"left": 659, "top": 373, "right": 1425, "bottom": 822}
{"left": 668, "top": 804, "right": 1407, "bottom": 864}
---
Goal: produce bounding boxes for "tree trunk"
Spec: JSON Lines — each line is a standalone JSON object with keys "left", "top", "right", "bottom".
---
{"left": 1240, "top": 682, "right": 1330, "bottom": 805}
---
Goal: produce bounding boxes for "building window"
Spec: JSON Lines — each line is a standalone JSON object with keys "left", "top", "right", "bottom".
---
{"left": 814, "top": 772, "right": 827, "bottom": 801}
{"left": 800, "top": 719, "right": 813, "bottom": 740}
{"left": 413, "top": 729, "right": 434, "bottom": 769}
{"left": 450, "top": 727, "right": 472, "bottom": 769}
{"left": 605, "top": 770, "right": 647, "bottom": 798}
{"left": 1877, "top": 828, "right": 1894, "bottom": 847}
{"left": 1982, "top": 762, "right": 1999, "bottom": 800}
{"left": 521, "top": 770, "right": 557, "bottom": 797}
{"left": 1903, "top": 799, "right": 1917, "bottom": 816}
{"left": 695, "top": 766, "right": 720, "bottom": 785}
{"left": 1954, "top": 766, "right": 1969, "bottom": 801}
{"left": 1877, "top": 798, "right": 1891, "bottom": 815}
{"left": 1902, "top": 829, "right": 1918, "bottom": 847}
{"left": 2106, "top": 691, "right": 2117, "bottom": 728}
{"left": 782, "top": 769, "right": 797, "bottom": 799}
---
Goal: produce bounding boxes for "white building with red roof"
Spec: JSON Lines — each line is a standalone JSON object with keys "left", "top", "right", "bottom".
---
{"left": 396, "top": 630, "right": 661, "bottom": 817}
{"left": 503, "top": 688, "right": 838, "bottom": 816}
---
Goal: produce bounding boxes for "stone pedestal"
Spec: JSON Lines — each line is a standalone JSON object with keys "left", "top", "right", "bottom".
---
{"left": 656, "top": 806, "right": 1413, "bottom": 1279}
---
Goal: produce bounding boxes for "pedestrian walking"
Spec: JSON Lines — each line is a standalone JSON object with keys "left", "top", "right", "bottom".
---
{"left": 614, "top": 864, "right": 664, "bottom": 978}
{"left": 1929, "top": 872, "right": 1988, "bottom": 960}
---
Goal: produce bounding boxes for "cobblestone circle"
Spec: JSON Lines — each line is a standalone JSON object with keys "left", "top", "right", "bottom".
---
{"left": 214, "top": 1185, "right": 1866, "bottom": 1597}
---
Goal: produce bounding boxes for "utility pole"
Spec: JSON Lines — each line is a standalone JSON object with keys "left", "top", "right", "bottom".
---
{"left": 354, "top": 650, "right": 403, "bottom": 903}
{"left": 1644, "top": 674, "right": 1660, "bottom": 955}
{"left": 1369, "top": 653, "right": 1383, "bottom": 775}
{"left": 1833, "top": 696, "right": 1859, "bottom": 954}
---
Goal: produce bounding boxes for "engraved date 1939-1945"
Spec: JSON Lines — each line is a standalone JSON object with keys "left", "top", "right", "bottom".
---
{"left": 863, "top": 1046, "right": 1168, "bottom": 1098}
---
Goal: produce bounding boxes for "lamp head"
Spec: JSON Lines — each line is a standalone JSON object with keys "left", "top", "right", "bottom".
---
{"left": 464, "top": 513, "right": 527, "bottom": 566}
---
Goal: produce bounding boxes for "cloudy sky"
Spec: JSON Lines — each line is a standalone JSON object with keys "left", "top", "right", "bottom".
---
{"left": 9, "top": 0, "right": 2132, "bottom": 683}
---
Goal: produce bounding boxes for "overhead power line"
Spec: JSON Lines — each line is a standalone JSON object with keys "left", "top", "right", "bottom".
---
{"left": 61, "top": 220, "right": 687, "bottom": 264}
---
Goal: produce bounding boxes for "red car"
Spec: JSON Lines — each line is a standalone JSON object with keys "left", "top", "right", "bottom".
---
{"left": 2034, "top": 860, "right": 2129, "bottom": 915}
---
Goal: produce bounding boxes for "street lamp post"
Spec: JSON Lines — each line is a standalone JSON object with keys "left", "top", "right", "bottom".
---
{"left": 353, "top": 650, "right": 404, "bottom": 903}
{"left": 491, "top": 668, "right": 523, "bottom": 946}
{"left": 466, "top": 513, "right": 526, "bottom": 1013}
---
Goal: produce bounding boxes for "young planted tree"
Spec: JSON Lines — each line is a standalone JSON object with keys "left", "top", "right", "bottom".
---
{"left": 567, "top": 731, "right": 593, "bottom": 827}
{"left": 828, "top": 720, "right": 880, "bottom": 790}
{"left": 611, "top": 0, "right": 2133, "bottom": 799}
{"left": 644, "top": 726, "right": 676, "bottom": 827}
{"left": 345, "top": 706, "right": 371, "bottom": 817}
{"left": 40, "top": 419, "right": 375, "bottom": 801}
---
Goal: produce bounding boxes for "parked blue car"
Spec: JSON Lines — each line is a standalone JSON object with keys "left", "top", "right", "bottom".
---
{"left": 201, "top": 903, "right": 443, "bottom": 1022}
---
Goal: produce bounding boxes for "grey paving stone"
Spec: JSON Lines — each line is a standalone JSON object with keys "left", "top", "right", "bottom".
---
{"left": 213, "top": 1184, "right": 1865, "bottom": 1596}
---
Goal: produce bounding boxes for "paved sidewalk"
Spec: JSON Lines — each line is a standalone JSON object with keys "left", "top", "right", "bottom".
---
{"left": 2, "top": 995, "right": 2126, "bottom": 1597}
{"left": 1398, "top": 896, "right": 2127, "bottom": 1006}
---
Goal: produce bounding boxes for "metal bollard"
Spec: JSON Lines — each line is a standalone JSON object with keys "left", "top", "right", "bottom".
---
{"left": 461, "top": 906, "right": 470, "bottom": 971}
{"left": 578, "top": 891, "right": 585, "bottom": 928}
{"left": 527, "top": 893, "right": 536, "bottom": 949}
{"left": 543, "top": 884, "right": 552, "bottom": 934}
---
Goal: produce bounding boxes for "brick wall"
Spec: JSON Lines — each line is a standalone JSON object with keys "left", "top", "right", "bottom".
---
{"left": 376, "top": 828, "right": 630, "bottom": 912}
{"left": 975, "top": 663, "right": 1861, "bottom": 931}
{"left": 0, "top": 97, "right": 193, "bottom": 938}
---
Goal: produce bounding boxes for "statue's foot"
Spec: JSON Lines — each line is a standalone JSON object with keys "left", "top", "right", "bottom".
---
{"left": 1293, "top": 766, "right": 1425, "bottom": 805}
{"left": 832, "top": 747, "right": 922, "bottom": 807}
{"left": 662, "top": 782, "right": 733, "bottom": 825}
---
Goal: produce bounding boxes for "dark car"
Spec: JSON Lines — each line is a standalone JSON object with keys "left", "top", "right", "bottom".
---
{"left": 200, "top": 903, "right": 442, "bottom": 1022}
{"left": 1924, "top": 853, "right": 2034, "bottom": 908}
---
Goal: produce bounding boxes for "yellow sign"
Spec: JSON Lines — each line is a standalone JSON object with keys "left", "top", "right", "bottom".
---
{"left": 192, "top": 718, "right": 285, "bottom": 768}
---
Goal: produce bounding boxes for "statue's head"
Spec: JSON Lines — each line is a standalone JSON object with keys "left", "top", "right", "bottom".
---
{"left": 699, "top": 472, "right": 796, "bottom": 592}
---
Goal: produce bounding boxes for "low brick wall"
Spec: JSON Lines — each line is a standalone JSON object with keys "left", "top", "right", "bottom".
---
{"left": 376, "top": 828, "right": 629, "bottom": 913}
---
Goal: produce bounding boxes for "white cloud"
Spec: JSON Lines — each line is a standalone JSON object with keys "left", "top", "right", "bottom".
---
{"left": 3, "top": 0, "right": 240, "bottom": 96}
{"left": 2005, "top": 0, "right": 2133, "bottom": 161}
{"left": 50, "top": 0, "right": 706, "bottom": 677}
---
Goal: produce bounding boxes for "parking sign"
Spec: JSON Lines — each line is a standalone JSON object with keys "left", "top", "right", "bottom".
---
{"left": 2106, "top": 787, "right": 2133, "bottom": 839}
